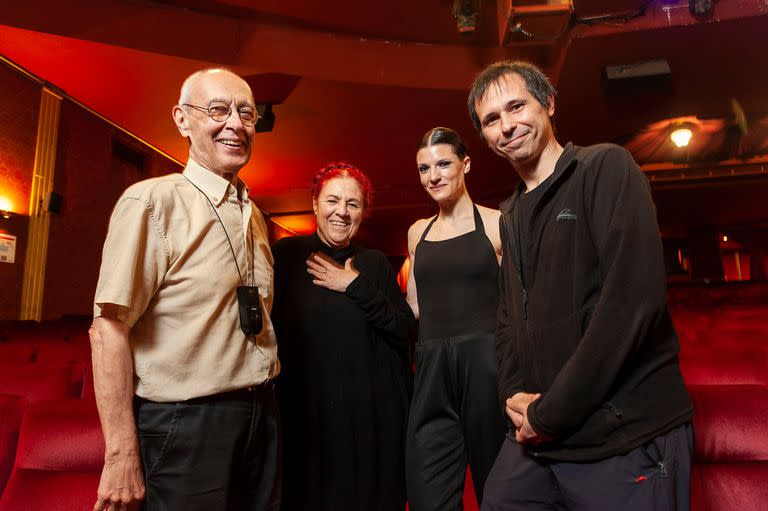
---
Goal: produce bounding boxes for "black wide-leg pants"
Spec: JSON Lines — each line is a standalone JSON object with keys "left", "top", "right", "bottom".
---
{"left": 406, "top": 331, "right": 506, "bottom": 511}
{"left": 135, "top": 384, "right": 282, "bottom": 511}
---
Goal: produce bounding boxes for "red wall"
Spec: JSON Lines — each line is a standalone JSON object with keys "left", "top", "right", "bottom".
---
{"left": 0, "top": 63, "right": 39, "bottom": 216}
{"left": 42, "top": 100, "right": 181, "bottom": 319}
{"left": 0, "top": 215, "right": 29, "bottom": 319}
{"left": 0, "top": 63, "right": 40, "bottom": 320}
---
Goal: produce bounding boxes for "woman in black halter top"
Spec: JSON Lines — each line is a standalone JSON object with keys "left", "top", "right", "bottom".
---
{"left": 405, "top": 127, "right": 507, "bottom": 510}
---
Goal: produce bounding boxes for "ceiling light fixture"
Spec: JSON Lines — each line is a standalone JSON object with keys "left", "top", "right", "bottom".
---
{"left": 670, "top": 126, "right": 693, "bottom": 148}
{"left": 689, "top": 0, "right": 714, "bottom": 18}
{"left": 453, "top": 0, "right": 480, "bottom": 33}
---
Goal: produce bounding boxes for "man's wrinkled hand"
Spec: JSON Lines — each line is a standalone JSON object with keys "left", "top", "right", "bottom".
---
{"left": 93, "top": 451, "right": 145, "bottom": 511}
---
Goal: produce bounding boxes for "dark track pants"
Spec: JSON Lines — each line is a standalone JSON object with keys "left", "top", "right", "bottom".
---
{"left": 482, "top": 422, "right": 693, "bottom": 511}
{"left": 135, "top": 384, "right": 282, "bottom": 511}
{"left": 406, "top": 332, "right": 506, "bottom": 510}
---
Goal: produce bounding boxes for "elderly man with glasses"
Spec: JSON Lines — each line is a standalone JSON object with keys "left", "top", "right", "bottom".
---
{"left": 90, "top": 68, "right": 281, "bottom": 511}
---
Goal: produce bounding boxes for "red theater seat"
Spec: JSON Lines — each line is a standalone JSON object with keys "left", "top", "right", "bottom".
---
{"left": 39, "top": 317, "right": 91, "bottom": 344}
{"left": 689, "top": 385, "right": 768, "bottom": 510}
{"left": 0, "top": 330, "right": 46, "bottom": 345}
{"left": 0, "top": 363, "right": 73, "bottom": 403}
{"left": 0, "top": 321, "right": 40, "bottom": 343}
{"left": 708, "top": 321, "right": 768, "bottom": 339}
{"left": 0, "top": 342, "right": 38, "bottom": 365}
{"left": 0, "top": 395, "right": 27, "bottom": 496}
{"left": 691, "top": 464, "right": 768, "bottom": 511}
{"left": 699, "top": 330, "right": 768, "bottom": 353}
{"left": 670, "top": 307, "right": 717, "bottom": 345}
{"left": 717, "top": 305, "right": 768, "bottom": 322}
{"left": 80, "top": 365, "right": 95, "bottom": 402}
{"left": 0, "top": 399, "right": 103, "bottom": 511}
{"left": 35, "top": 343, "right": 93, "bottom": 398}
{"left": 1, "top": 319, "right": 90, "bottom": 344}
{"left": 35, "top": 342, "right": 92, "bottom": 366}
{"left": 679, "top": 347, "right": 768, "bottom": 386}
{"left": 690, "top": 385, "right": 768, "bottom": 463}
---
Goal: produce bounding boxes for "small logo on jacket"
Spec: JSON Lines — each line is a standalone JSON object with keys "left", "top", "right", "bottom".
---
{"left": 556, "top": 208, "right": 577, "bottom": 221}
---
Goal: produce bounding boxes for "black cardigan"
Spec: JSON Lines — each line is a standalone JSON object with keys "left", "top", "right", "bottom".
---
{"left": 497, "top": 142, "right": 693, "bottom": 461}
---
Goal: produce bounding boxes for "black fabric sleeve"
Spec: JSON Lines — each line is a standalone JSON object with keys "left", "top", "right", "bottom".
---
{"left": 345, "top": 254, "right": 415, "bottom": 349}
{"left": 496, "top": 214, "right": 524, "bottom": 412}
{"left": 528, "top": 146, "right": 669, "bottom": 438}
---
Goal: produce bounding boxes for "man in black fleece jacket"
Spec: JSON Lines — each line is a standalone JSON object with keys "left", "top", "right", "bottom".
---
{"left": 468, "top": 61, "right": 693, "bottom": 510}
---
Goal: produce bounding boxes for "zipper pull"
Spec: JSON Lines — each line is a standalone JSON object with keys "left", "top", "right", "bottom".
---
{"left": 606, "top": 403, "right": 623, "bottom": 419}
{"left": 522, "top": 289, "right": 528, "bottom": 320}
{"left": 658, "top": 461, "right": 668, "bottom": 478}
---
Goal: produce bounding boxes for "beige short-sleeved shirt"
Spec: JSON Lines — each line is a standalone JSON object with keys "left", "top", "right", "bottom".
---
{"left": 94, "top": 159, "right": 279, "bottom": 402}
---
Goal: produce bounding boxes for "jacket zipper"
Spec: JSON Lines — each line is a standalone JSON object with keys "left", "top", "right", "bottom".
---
{"left": 513, "top": 171, "right": 562, "bottom": 322}
{"left": 507, "top": 158, "right": 574, "bottom": 322}
{"left": 504, "top": 213, "right": 528, "bottom": 322}
{"left": 517, "top": 189, "right": 548, "bottom": 322}
{"left": 522, "top": 288, "right": 528, "bottom": 320}
{"left": 514, "top": 269, "right": 528, "bottom": 320}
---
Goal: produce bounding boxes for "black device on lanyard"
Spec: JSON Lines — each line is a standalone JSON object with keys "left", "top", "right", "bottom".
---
{"left": 184, "top": 175, "right": 263, "bottom": 337}
{"left": 236, "top": 285, "right": 263, "bottom": 336}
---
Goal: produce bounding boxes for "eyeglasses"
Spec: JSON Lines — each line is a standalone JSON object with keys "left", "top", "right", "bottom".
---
{"left": 182, "top": 102, "right": 261, "bottom": 127}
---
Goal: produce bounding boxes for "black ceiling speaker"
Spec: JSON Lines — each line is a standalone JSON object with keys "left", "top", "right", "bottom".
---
{"left": 47, "top": 192, "right": 63, "bottom": 213}
{"left": 255, "top": 104, "right": 275, "bottom": 133}
{"left": 603, "top": 59, "right": 672, "bottom": 96}
{"left": 689, "top": 0, "right": 714, "bottom": 18}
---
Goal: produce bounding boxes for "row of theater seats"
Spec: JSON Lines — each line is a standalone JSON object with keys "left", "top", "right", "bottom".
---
{"left": 670, "top": 290, "right": 768, "bottom": 510}
{"left": 0, "top": 318, "right": 103, "bottom": 511}
{"left": 1, "top": 293, "right": 767, "bottom": 510}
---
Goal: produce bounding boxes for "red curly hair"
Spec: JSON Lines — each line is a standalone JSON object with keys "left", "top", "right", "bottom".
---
{"left": 311, "top": 161, "right": 374, "bottom": 209}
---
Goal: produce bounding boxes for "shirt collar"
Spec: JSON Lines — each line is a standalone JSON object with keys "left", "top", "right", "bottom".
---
{"left": 183, "top": 158, "right": 250, "bottom": 206}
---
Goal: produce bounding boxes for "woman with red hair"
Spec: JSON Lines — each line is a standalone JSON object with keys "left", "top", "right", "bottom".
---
{"left": 272, "top": 162, "right": 414, "bottom": 511}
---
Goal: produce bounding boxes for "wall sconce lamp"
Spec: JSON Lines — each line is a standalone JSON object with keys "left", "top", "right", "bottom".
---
{"left": 0, "top": 196, "right": 16, "bottom": 220}
{"left": 670, "top": 125, "right": 693, "bottom": 148}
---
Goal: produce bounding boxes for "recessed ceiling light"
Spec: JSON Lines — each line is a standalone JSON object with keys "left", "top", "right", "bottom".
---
{"left": 671, "top": 127, "right": 693, "bottom": 148}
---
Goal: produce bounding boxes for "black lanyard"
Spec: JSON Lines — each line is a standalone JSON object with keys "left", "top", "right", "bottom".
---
{"left": 184, "top": 174, "right": 255, "bottom": 286}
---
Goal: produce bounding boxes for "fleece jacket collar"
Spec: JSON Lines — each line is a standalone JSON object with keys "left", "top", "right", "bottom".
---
{"left": 499, "top": 142, "right": 578, "bottom": 215}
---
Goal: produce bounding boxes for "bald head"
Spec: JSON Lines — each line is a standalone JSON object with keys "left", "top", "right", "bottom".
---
{"left": 178, "top": 68, "right": 253, "bottom": 106}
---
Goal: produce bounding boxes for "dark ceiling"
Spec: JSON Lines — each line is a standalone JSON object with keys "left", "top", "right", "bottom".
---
{"left": 1, "top": 0, "right": 767, "bottom": 255}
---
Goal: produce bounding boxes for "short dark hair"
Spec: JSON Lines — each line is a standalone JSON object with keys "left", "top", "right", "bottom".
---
{"left": 467, "top": 60, "right": 557, "bottom": 138}
{"left": 416, "top": 127, "right": 468, "bottom": 159}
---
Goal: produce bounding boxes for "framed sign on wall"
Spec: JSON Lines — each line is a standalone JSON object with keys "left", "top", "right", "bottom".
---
{"left": 0, "top": 233, "right": 16, "bottom": 263}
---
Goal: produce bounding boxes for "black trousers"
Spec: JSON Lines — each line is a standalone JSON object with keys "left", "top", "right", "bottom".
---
{"left": 135, "top": 384, "right": 281, "bottom": 511}
{"left": 482, "top": 422, "right": 693, "bottom": 511}
{"left": 406, "top": 332, "right": 507, "bottom": 510}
